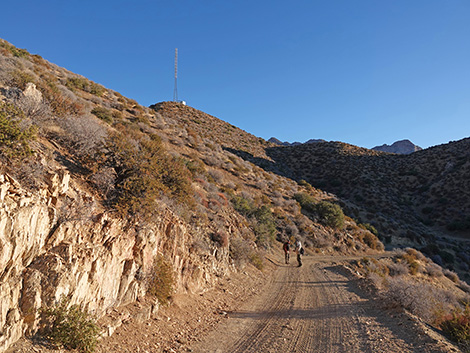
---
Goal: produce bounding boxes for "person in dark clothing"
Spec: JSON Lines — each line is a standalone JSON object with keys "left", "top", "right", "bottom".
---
{"left": 283, "top": 240, "right": 291, "bottom": 264}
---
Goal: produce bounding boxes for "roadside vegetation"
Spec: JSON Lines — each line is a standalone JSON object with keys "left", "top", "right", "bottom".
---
{"left": 355, "top": 248, "right": 470, "bottom": 349}
{"left": 39, "top": 297, "right": 100, "bottom": 353}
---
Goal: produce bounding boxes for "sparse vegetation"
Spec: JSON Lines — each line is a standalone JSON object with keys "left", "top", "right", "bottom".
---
{"left": 106, "top": 129, "right": 193, "bottom": 218}
{"left": 40, "top": 297, "right": 100, "bottom": 353}
{"left": 147, "top": 255, "right": 176, "bottom": 305}
{"left": 0, "top": 102, "right": 36, "bottom": 159}
{"left": 440, "top": 308, "right": 470, "bottom": 344}
{"left": 231, "top": 195, "right": 276, "bottom": 248}
{"left": 91, "top": 106, "right": 113, "bottom": 123}
{"left": 66, "top": 77, "right": 105, "bottom": 96}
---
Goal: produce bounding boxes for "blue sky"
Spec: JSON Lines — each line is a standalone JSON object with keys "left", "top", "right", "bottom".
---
{"left": 1, "top": 1, "right": 469, "bottom": 149}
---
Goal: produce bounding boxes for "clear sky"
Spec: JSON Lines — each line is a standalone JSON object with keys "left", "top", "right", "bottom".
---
{"left": 1, "top": 1, "right": 469, "bottom": 149}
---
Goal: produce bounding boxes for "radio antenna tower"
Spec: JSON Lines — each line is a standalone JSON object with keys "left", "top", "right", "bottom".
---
{"left": 173, "top": 48, "right": 178, "bottom": 102}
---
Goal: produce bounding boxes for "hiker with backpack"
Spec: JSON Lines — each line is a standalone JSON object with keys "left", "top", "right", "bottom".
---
{"left": 282, "top": 239, "right": 291, "bottom": 264}
{"left": 295, "top": 239, "right": 303, "bottom": 267}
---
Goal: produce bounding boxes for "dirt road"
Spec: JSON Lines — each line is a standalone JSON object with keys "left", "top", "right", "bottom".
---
{"left": 7, "top": 253, "right": 460, "bottom": 353}
{"left": 191, "top": 254, "right": 457, "bottom": 353}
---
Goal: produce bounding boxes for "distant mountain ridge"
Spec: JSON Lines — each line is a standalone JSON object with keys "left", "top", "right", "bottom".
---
{"left": 270, "top": 137, "right": 421, "bottom": 154}
{"left": 372, "top": 139, "right": 422, "bottom": 154}
{"left": 268, "top": 137, "right": 326, "bottom": 146}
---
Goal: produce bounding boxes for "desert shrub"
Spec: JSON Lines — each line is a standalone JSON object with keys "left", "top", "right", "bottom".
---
{"left": 293, "top": 192, "right": 316, "bottom": 213}
{"left": 298, "top": 179, "right": 313, "bottom": 188}
{"left": 315, "top": 201, "right": 345, "bottom": 229}
{"left": 40, "top": 297, "right": 100, "bottom": 353}
{"left": 36, "top": 77, "right": 84, "bottom": 117}
{"left": 440, "top": 308, "right": 470, "bottom": 344}
{"left": 0, "top": 41, "right": 30, "bottom": 58}
{"left": 426, "top": 262, "right": 444, "bottom": 277}
{"left": 12, "top": 157, "right": 47, "bottom": 191}
{"left": 361, "top": 257, "right": 390, "bottom": 277}
{"left": 387, "top": 261, "right": 411, "bottom": 276}
{"left": 15, "top": 89, "right": 50, "bottom": 121}
{"left": 147, "top": 255, "right": 175, "bottom": 305}
{"left": 7, "top": 69, "right": 36, "bottom": 90}
{"left": 91, "top": 107, "right": 113, "bottom": 124}
{"left": 362, "top": 231, "right": 383, "bottom": 250}
{"left": 90, "top": 167, "right": 116, "bottom": 195}
{"left": 207, "top": 168, "right": 224, "bottom": 183}
{"left": 0, "top": 102, "right": 36, "bottom": 159}
{"left": 444, "top": 269, "right": 460, "bottom": 283}
{"left": 231, "top": 196, "right": 276, "bottom": 248}
{"left": 106, "top": 130, "right": 193, "bottom": 218}
{"left": 186, "top": 158, "right": 206, "bottom": 178}
{"left": 230, "top": 238, "right": 252, "bottom": 268}
{"left": 386, "top": 277, "right": 456, "bottom": 323}
{"left": 359, "top": 223, "right": 379, "bottom": 237}
{"left": 66, "top": 77, "right": 105, "bottom": 97}
{"left": 367, "top": 272, "right": 387, "bottom": 290}
{"left": 408, "top": 261, "right": 420, "bottom": 275}
{"left": 232, "top": 195, "right": 255, "bottom": 216}
{"left": 249, "top": 251, "right": 265, "bottom": 270}
{"left": 58, "top": 114, "right": 107, "bottom": 163}
{"left": 294, "top": 194, "right": 344, "bottom": 228}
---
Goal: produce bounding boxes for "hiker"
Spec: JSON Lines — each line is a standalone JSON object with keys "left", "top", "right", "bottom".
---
{"left": 282, "top": 239, "right": 291, "bottom": 264}
{"left": 295, "top": 239, "right": 303, "bottom": 267}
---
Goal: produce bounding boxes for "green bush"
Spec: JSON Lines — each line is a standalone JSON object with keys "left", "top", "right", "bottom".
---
{"left": 40, "top": 297, "right": 100, "bottom": 353}
{"left": 91, "top": 107, "right": 113, "bottom": 124}
{"left": 231, "top": 196, "right": 276, "bottom": 248}
{"left": 0, "top": 102, "right": 36, "bottom": 159}
{"left": 315, "top": 201, "right": 345, "bottom": 229}
{"left": 252, "top": 205, "right": 277, "bottom": 247}
{"left": 231, "top": 195, "right": 255, "bottom": 216}
{"left": 293, "top": 192, "right": 316, "bottom": 213}
{"left": 147, "top": 255, "right": 175, "bottom": 305}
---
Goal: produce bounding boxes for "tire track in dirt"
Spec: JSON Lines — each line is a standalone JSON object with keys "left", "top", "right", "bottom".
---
{"left": 191, "top": 254, "right": 454, "bottom": 353}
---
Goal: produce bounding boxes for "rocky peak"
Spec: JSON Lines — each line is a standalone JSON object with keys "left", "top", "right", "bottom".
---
{"left": 372, "top": 139, "right": 422, "bottom": 154}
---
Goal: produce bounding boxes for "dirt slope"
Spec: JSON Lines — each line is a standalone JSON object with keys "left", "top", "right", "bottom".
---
{"left": 191, "top": 254, "right": 460, "bottom": 353}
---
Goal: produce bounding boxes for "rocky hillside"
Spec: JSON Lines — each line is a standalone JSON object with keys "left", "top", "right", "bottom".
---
{"left": 372, "top": 139, "right": 422, "bottom": 154}
{"left": 262, "top": 139, "right": 470, "bottom": 276}
{"left": 0, "top": 39, "right": 383, "bottom": 351}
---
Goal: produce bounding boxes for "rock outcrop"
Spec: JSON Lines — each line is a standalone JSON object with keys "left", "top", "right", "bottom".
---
{"left": 372, "top": 139, "right": 422, "bottom": 154}
{"left": 0, "top": 170, "right": 225, "bottom": 351}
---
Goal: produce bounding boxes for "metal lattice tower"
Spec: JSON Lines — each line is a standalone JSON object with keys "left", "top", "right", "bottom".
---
{"left": 173, "top": 48, "right": 178, "bottom": 102}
